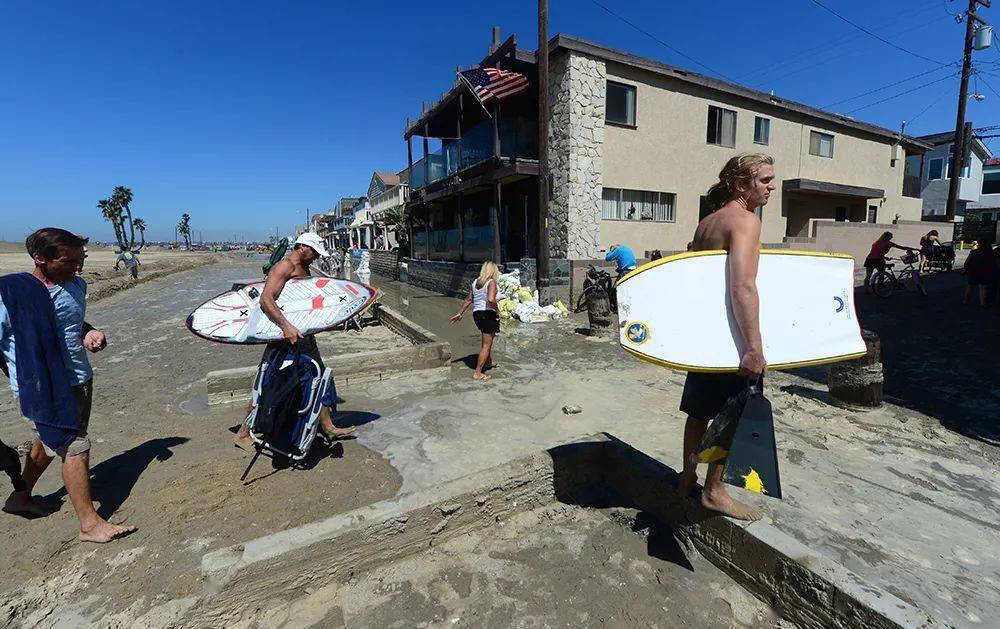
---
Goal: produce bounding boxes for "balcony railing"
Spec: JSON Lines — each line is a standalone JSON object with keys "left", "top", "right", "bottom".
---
{"left": 410, "top": 117, "right": 538, "bottom": 191}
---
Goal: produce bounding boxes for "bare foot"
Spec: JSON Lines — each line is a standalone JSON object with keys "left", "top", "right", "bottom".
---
{"left": 701, "top": 490, "right": 762, "bottom": 521}
{"left": 3, "top": 490, "right": 57, "bottom": 518}
{"left": 320, "top": 424, "right": 357, "bottom": 440}
{"left": 472, "top": 373, "right": 492, "bottom": 381}
{"left": 79, "top": 519, "right": 137, "bottom": 543}
{"left": 233, "top": 434, "right": 255, "bottom": 452}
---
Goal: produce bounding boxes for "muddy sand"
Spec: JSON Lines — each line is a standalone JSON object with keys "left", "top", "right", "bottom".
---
{"left": 248, "top": 504, "right": 782, "bottom": 628}
{"left": 0, "top": 243, "right": 230, "bottom": 302}
{"left": 0, "top": 258, "right": 404, "bottom": 626}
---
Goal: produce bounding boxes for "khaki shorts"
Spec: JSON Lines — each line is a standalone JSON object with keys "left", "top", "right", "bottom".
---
{"left": 27, "top": 381, "right": 93, "bottom": 459}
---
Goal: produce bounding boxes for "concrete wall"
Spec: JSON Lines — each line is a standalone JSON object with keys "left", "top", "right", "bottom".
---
{"left": 596, "top": 59, "right": 921, "bottom": 251}
{"left": 787, "top": 220, "right": 954, "bottom": 266}
{"left": 369, "top": 249, "right": 400, "bottom": 280}
{"left": 403, "top": 258, "right": 481, "bottom": 298}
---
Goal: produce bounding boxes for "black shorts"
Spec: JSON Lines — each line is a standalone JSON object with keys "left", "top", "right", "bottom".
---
{"left": 473, "top": 310, "right": 499, "bottom": 334}
{"left": 260, "top": 337, "right": 324, "bottom": 370}
{"left": 863, "top": 257, "right": 885, "bottom": 270}
{"left": 680, "top": 372, "right": 759, "bottom": 421}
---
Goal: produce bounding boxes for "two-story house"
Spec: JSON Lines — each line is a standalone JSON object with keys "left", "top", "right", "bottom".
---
{"left": 403, "top": 32, "right": 933, "bottom": 297}
{"left": 968, "top": 157, "right": 1000, "bottom": 223}
{"left": 366, "top": 170, "right": 409, "bottom": 250}
{"left": 911, "top": 131, "right": 993, "bottom": 221}
{"left": 331, "top": 196, "right": 361, "bottom": 250}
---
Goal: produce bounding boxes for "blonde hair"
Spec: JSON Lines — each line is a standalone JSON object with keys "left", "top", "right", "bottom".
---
{"left": 705, "top": 153, "right": 774, "bottom": 211}
{"left": 476, "top": 261, "right": 500, "bottom": 288}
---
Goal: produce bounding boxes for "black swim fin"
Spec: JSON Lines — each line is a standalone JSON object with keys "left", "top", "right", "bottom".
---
{"left": 723, "top": 386, "right": 782, "bottom": 499}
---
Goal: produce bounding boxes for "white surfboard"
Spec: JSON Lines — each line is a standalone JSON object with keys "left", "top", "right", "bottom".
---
{"left": 186, "top": 276, "right": 379, "bottom": 344}
{"left": 616, "top": 250, "right": 865, "bottom": 372}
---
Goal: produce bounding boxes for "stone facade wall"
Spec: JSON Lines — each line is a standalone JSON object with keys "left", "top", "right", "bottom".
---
{"left": 368, "top": 249, "right": 400, "bottom": 280}
{"left": 549, "top": 51, "right": 606, "bottom": 260}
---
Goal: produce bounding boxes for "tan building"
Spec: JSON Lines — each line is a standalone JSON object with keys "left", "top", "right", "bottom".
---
{"left": 549, "top": 35, "right": 930, "bottom": 258}
{"left": 403, "top": 32, "right": 933, "bottom": 296}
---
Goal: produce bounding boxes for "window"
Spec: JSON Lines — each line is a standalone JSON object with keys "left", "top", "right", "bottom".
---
{"left": 867, "top": 205, "right": 878, "bottom": 223}
{"left": 602, "top": 188, "right": 675, "bottom": 222}
{"left": 983, "top": 171, "right": 1000, "bottom": 194}
{"left": 809, "top": 131, "right": 834, "bottom": 158}
{"left": 835, "top": 207, "right": 847, "bottom": 222}
{"left": 928, "top": 158, "right": 943, "bottom": 180}
{"left": 754, "top": 116, "right": 770, "bottom": 145}
{"left": 606, "top": 81, "right": 636, "bottom": 126}
{"left": 707, "top": 105, "right": 737, "bottom": 147}
{"left": 946, "top": 156, "right": 972, "bottom": 179}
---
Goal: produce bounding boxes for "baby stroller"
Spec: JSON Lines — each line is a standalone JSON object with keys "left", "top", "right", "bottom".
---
{"left": 924, "top": 242, "right": 956, "bottom": 272}
{"left": 241, "top": 345, "right": 336, "bottom": 480}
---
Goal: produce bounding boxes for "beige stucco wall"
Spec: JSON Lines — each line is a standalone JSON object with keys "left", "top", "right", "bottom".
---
{"left": 785, "top": 220, "right": 952, "bottom": 267}
{"left": 598, "top": 60, "right": 922, "bottom": 253}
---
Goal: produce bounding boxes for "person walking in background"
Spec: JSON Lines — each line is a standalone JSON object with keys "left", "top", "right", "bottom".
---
{"left": 918, "top": 229, "right": 941, "bottom": 273}
{"left": 605, "top": 244, "right": 637, "bottom": 282}
{"left": 0, "top": 228, "right": 136, "bottom": 541}
{"left": 963, "top": 239, "right": 996, "bottom": 306}
{"left": 451, "top": 261, "right": 501, "bottom": 381}
{"left": 863, "top": 232, "right": 917, "bottom": 294}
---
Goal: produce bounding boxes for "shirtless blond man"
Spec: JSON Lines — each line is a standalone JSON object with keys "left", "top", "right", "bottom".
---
{"left": 679, "top": 154, "right": 774, "bottom": 521}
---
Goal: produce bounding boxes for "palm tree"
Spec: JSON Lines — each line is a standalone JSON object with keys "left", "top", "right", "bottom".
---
{"left": 98, "top": 198, "right": 125, "bottom": 249}
{"left": 382, "top": 204, "right": 412, "bottom": 256}
{"left": 177, "top": 212, "right": 192, "bottom": 250}
{"left": 97, "top": 185, "right": 140, "bottom": 253}
{"left": 132, "top": 218, "right": 147, "bottom": 252}
{"left": 111, "top": 186, "right": 135, "bottom": 251}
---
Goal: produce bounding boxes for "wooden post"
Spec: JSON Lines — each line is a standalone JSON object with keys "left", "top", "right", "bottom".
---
{"left": 424, "top": 207, "right": 431, "bottom": 260}
{"left": 493, "top": 101, "right": 501, "bottom": 160}
{"left": 423, "top": 123, "right": 430, "bottom": 187}
{"left": 457, "top": 192, "right": 465, "bottom": 262}
{"left": 829, "top": 330, "right": 883, "bottom": 408}
{"left": 491, "top": 182, "right": 502, "bottom": 263}
{"left": 536, "top": 0, "right": 551, "bottom": 304}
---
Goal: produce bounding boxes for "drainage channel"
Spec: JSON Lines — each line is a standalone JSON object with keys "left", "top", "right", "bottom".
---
{"left": 194, "top": 434, "right": 933, "bottom": 628}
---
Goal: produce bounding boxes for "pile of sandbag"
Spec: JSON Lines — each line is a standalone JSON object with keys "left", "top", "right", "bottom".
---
{"left": 496, "top": 270, "right": 570, "bottom": 323}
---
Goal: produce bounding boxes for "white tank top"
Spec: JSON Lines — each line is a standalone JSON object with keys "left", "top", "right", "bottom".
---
{"left": 472, "top": 278, "right": 492, "bottom": 312}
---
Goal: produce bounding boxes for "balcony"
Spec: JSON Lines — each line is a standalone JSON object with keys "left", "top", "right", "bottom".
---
{"left": 410, "top": 117, "right": 537, "bottom": 191}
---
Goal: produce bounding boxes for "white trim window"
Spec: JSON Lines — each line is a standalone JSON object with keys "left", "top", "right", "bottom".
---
{"left": 707, "top": 105, "right": 737, "bottom": 147}
{"left": 809, "top": 131, "right": 835, "bottom": 158}
{"left": 928, "top": 158, "right": 944, "bottom": 181}
{"left": 754, "top": 116, "right": 770, "bottom": 145}
{"left": 602, "top": 188, "right": 675, "bottom": 222}
{"left": 606, "top": 81, "right": 636, "bottom": 126}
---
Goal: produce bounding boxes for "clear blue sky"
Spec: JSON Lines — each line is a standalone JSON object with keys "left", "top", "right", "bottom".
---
{"left": 2, "top": 0, "right": 998, "bottom": 242}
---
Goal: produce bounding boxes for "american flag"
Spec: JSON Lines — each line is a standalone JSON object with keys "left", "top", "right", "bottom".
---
{"left": 459, "top": 67, "right": 530, "bottom": 107}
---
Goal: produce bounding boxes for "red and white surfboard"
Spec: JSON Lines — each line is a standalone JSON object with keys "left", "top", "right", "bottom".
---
{"left": 186, "top": 276, "right": 380, "bottom": 344}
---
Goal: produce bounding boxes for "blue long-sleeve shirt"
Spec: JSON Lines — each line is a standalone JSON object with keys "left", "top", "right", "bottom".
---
{"left": 605, "top": 246, "right": 637, "bottom": 273}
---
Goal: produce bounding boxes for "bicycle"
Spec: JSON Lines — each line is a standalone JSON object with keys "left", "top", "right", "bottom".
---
{"left": 872, "top": 251, "right": 927, "bottom": 298}
{"left": 574, "top": 265, "right": 618, "bottom": 313}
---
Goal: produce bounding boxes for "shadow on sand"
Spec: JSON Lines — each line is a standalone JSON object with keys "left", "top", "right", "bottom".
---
{"left": 45, "top": 436, "right": 189, "bottom": 520}
{"left": 788, "top": 275, "right": 999, "bottom": 447}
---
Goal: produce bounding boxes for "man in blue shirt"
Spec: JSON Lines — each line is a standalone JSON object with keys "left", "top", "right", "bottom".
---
{"left": 605, "top": 244, "right": 637, "bottom": 281}
{"left": 0, "top": 228, "right": 136, "bottom": 542}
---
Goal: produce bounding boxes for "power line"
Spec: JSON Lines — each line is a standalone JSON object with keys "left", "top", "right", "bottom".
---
{"left": 846, "top": 71, "right": 960, "bottom": 114}
{"left": 742, "top": 1, "right": 949, "bottom": 83}
{"left": 586, "top": 0, "right": 735, "bottom": 81}
{"left": 905, "top": 80, "right": 959, "bottom": 126}
{"left": 807, "top": 0, "right": 950, "bottom": 66}
{"left": 974, "top": 69, "right": 1000, "bottom": 101}
{"left": 823, "top": 62, "right": 960, "bottom": 109}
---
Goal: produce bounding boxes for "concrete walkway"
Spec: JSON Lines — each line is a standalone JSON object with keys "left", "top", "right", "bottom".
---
{"left": 337, "top": 269, "right": 999, "bottom": 628}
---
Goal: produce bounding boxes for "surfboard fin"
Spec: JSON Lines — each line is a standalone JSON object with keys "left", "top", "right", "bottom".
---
{"left": 723, "top": 387, "right": 782, "bottom": 500}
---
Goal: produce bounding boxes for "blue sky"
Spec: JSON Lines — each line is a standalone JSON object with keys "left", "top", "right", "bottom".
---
{"left": 1, "top": 0, "right": 998, "bottom": 242}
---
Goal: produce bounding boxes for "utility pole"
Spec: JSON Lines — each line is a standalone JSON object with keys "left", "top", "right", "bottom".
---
{"left": 946, "top": 0, "right": 991, "bottom": 221}
{"left": 536, "top": 0, "right": 551, "bottom": 304}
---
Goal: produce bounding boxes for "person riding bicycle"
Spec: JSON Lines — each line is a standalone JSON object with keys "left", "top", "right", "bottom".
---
{"left": 605, "top": 244, "right": 637, "bottom": 282}
{"left": 919, "top": 229, "right": 941, "bottom": 273}
{"left": 863, "top": 232, "right": 917, "bottom": 294}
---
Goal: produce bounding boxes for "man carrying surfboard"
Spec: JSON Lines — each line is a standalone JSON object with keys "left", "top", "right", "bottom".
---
{"left": 234, "top": 232, "right": 356, "bottom": 451}
{"left": 679, "top": 154, "right": 774, "bottom": 522}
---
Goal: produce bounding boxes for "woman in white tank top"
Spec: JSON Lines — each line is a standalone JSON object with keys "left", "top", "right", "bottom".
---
{"left": 451, "top": 261, "right": 501, "bottom": 381}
